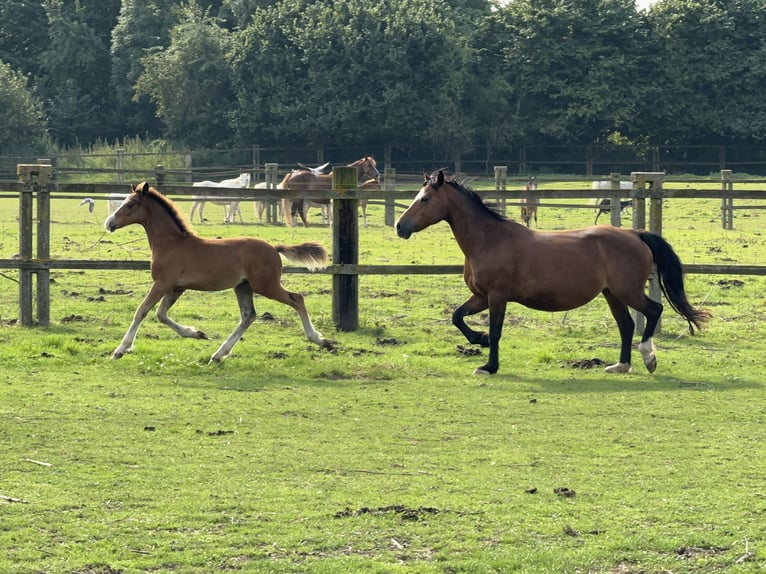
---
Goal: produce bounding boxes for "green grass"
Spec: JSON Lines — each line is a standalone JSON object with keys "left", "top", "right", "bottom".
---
{"left": 1, "top": 182, "right": 765, "bottom": 573}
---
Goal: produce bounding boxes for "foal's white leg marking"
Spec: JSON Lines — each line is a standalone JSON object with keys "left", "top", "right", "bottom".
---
{"left": 112, "top": 287, "right": 165, "bottom": 359}
{"left": 639, "top": 338, "right": 657, "bottom": 373}
{"left": 209, "top": 315, "right": 256, "bottom": 363}
{"left": 604, "top": 362, "right": 632, "bottom": 374}
{"left": 297, "top": 310, "right": 326, "bottom": 347}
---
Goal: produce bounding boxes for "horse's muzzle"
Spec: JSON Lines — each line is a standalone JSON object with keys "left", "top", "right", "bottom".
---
{"left": 104, "top": 216, "right": 117, "bottom": 233}
{"left": 395, "top": 221, "right": 412, "bottom": 239}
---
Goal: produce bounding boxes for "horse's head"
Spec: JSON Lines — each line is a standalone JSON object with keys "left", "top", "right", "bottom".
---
{"left": 104, "top": 182, "right": 154, "bottom": 232}
{"left": 396, "top": 170, "right": 450, "bottom": 239}
{"left": 352, "top": 156, "right": 380, "bottom": 182}
{"left": 239, "top": 173, "right": 252, "bottom": 187}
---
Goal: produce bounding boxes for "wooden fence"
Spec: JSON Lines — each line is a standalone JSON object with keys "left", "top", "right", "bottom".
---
{"left": 1, "top": 165, "right": 764, "bottom": 331}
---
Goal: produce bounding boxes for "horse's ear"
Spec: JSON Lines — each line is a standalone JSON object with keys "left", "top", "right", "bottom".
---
{"left": 423, "top": 171, "right": 430, "bottom": 183}
{"left": 133, "top": 181, "right": 150, "bottom": 196}
{"left": 436, "top": 170, "right": 445, "bottom": 187}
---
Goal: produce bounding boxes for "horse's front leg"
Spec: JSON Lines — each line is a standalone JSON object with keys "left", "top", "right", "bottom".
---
{"left": 452, "top": 293, "right": 490, "bottom": 347}
{"left": 112, "top": 284, "right": 166, "bottom": 359}
{"left": 475, "top": 297, "right": 508, "bottom": 375}
{"left": 156, "top": 288, "right": 208, "bottom": 340}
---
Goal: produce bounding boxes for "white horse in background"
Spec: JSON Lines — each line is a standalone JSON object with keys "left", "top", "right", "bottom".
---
{"left": 592, "top": 180, "right": 633, "bottom": 224}
{"left": 190, "top": 173, "right": 251, "bottom": 223}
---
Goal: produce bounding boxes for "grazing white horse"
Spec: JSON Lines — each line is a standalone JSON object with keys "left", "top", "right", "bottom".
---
{"left": 190, "top": 173, "right": 251, "bottom": 223}
{"left": 592, "top": 180, "right": 633, "bottom": 224}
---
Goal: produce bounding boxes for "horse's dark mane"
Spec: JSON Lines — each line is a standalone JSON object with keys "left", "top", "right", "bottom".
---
{"left": 442, "top": 177, "right": 507, "bottom": 222}
{"left": 146, "top": 186, "right": 195, "bottom": 236}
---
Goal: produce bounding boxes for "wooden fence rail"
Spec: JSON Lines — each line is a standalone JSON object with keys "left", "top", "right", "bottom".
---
{"left": 1, "top": 167, "right": 764, "bottom": 330}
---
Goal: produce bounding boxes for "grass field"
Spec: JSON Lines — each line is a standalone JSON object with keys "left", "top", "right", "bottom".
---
{"left": 1, "top": 179, "right": 765, "bottom": 573}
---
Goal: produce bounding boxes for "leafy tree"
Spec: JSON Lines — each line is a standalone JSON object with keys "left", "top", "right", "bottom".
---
{"left": 646, "top": 0, "right": 766, "bottom": 144}
{"left": 0, "top": 0, "right": 48, "bottom": 78}
{"left": 134, "top": 3, "right": 236, "bottom": 146}
{"left": 39, "top": 0, "right": 121, "bottom": 145}
{"left": 111, "top": 0, "right": 179, "bottom": 138}
{"left": 484, "top": 0, "right": 651, "bottom": 145}
{"left": 0, "top": 60, "right": 48, "bottom": 154}
{"left": 230, "top": 0, "right": 473, "bottom": 158}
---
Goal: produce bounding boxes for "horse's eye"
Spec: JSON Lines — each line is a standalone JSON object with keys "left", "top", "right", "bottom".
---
{"left": 421, "top": 196, "right": 430, "bottom": 204}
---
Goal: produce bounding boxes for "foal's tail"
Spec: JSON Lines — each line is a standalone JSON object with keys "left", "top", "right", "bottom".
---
{"left": 276, "top": 242, "right": 328, "bottom": 272}
{"left": 639, "top": 231, "right": 712, "bottom": 334}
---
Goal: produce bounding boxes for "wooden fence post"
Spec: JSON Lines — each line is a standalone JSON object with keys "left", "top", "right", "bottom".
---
{"left": 721, "top": 169, "right": 733, "bottom": 229}
{"left": 384, "top": 167, "right": 396, "bottom": 227}
{"left": 332, "top": 166, "right": 359, "bottom": 331}
{"left": 265, "top": 163, "right": 280, "bottom": 224}
{"left": 16, "top": 163, "right": 53, "bottom": 327}
{"left": 631, "top": 172, "right": 665, "bottom": 335}
{"left": 494, "top": 166, "right": 508, "bottom": 215}
{"left": 609, "top": 172, "right": 622, "bottom": 227}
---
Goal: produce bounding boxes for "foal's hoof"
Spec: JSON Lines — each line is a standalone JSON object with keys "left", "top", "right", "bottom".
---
{"left": 604, "top": 362, "right": 632, "bottom": 374}
{"left": 196, "top": 330, "right": 208, "bottom": 340}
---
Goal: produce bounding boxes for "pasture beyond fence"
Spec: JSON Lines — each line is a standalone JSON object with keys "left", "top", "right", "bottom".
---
{"left": 1, "top": 165, "right": 765, "bottom": 332}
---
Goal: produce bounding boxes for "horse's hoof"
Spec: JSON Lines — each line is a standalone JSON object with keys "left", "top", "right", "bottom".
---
{"left": 208, "top": 356, "right": 222, "bottom": 365}
{"left": 196, "top": 330, "right": 208, "bottom": 340}
{"left": 111, "top": 352, "right": 122, "bottom": 360}
{"left": 473, "top": 364, "right": 497, "bottom": 375}
{"left": 644, "top": 355, "right": 657, "bottom": 373}
{"left": 604, "top": 362, "right": 632, "bottom": 374}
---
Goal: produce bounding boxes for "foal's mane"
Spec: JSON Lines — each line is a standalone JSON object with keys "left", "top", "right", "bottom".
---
{"left": 140, "top": 183, "right": 196, "bottom": 236}
{"left": 439, "top": 175, "right": 506, "bottom": 223}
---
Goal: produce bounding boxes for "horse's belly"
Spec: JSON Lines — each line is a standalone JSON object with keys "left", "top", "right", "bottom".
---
{"left": 512, "top": 284, "right": 601, "bottom": 312}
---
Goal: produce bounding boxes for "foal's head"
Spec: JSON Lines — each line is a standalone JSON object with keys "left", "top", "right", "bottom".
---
{"left": 104, "top": 181, "right": 192, "bottom": 235}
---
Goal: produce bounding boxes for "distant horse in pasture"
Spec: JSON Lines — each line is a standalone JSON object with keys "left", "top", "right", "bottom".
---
{"left": 520, "top": 176, "right": 539, "bottom": 227}
{"left": 592, "top": 180, "right": 633, "bottom": 224}
{"left": 278, "top": 156, "right": 380, "bottom": 227}
{"left": 103, "top": 182, "right": 331, "bottom": 362}
{"left": 396, "top": 170, "right": 710, "bottom": 375}
{"left": 190, "top": 173, "right": 251, "bottom": 223}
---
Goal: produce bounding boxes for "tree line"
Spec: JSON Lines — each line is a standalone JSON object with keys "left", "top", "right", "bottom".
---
{"left": 1, "top": 0, "right": 765, "bottom": 163}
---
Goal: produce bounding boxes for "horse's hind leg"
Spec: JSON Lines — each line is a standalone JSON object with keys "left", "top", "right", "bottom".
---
{"left": 157, "top": 288, "right": 208, "bottom": 340}
{"left": 602, "top": 289, "right": 635, "bottom": 374}
{"left": 210, "top": 282, "right": 257, "bottom": 363}
{"left": 452, "top": 293, "right": 490, "bottom": 347}
{"left": 636, "top": 296, "right": 663, "bottom": 373}
{"left": 259, "top": 282, "right": 329, "bottom": 348}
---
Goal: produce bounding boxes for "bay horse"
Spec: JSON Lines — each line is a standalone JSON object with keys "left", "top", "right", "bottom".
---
{"left": 190, "top": 172, "right": 251, "bottom": 224}
{"left": 104, "top": 182, "right": 331, "bottom": 363}
{"left": 395, "top": 170, "right": 710, "bottom": 375}
{"left": 278, "top": 156, "right": 380, "bottom": 227}
{"left": 520, "top": 176, "right": 539, "bottom": 227}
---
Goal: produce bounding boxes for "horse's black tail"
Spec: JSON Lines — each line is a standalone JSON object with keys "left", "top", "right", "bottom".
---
{"left": 639, "top": 231, "right": 711, "bottom": 334}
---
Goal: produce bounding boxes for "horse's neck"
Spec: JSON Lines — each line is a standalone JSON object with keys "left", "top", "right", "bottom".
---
{"left": 142, "top": 203, "right": 190, "bottom": 248}
{"left": 445, "top": 193, "right": 508, "bottom": 256}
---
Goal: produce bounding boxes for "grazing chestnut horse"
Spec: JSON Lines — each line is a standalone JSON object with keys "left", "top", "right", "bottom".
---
{"left": 520, "top": 176, "right": 539, "bottom": 227}
{"left": 104, "top": 182, "right": 331, "bottom": 363}
{"left": 396, "top": 170, "right": 710, "bottom": 375}
{"left": 279, "top": 156, "right": 380, "bottom": 226}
